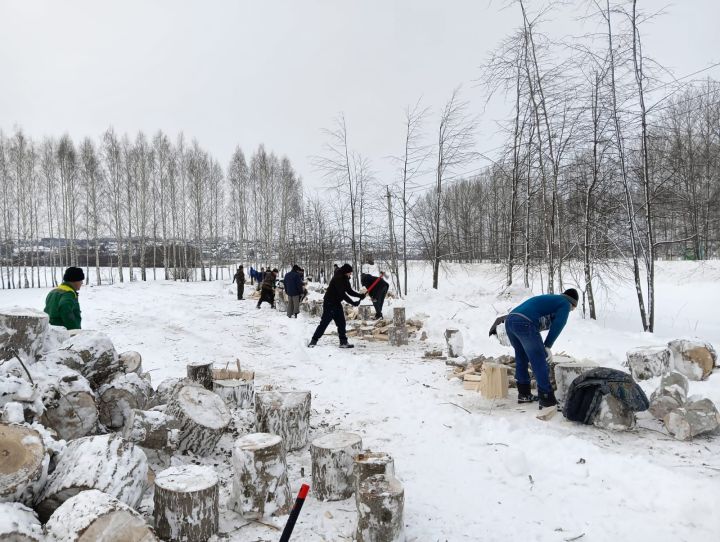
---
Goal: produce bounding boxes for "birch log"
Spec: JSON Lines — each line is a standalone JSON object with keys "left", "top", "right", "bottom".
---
{"left": 0, "top": 424, "right": 46, "bottom": 504}
{"left": 230, "top": 433, "right": 292, "bottom": 518}
{"left": 97, "top": 373, "right": 153, "bottom": 430}
{"left": 119, "top": 351, "right": 143, "bottom": 375}
{"left": 0, "top": 308, "right": 49, "bottom": 363}
{"left": 186, "top": 362, "right": 214, "bottom": 390}
{"left": 213, "top": 378, "right": 254, "bottom": 409}
{"left": 165, "top": 386, "right": 230, "bottom": 456}
{"left": 354, "top": 452, "right": 395, "bottom": 498}
{"left": 60, "top": 332, "right": 121, "bottom": 389}
{"left": 393, "top": 307, "right": 406, "bottom": 327}
{"left": 310, "top": 432, "right": 363, "bottom": 501}
{"left": 0, "top": 502, "right": 43, "bottom": 541}
{"left": 254, "top": 391, "right": 311, "bottom": 451}
{"left": 153, "top": 465, "right": 219, "bottom": 542}
{"left": 122, "top": 409, "right": 179, "bottom": 451}
{"left": 355, "top": 474, "right": 405, "bottom": 542}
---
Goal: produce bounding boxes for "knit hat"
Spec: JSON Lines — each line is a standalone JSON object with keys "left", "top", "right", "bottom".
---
{"left": 563, "top": 288, "right": 579, "bottom": 307}
{"left": 63, "top": 267, "right": 85, "bottom": 282}
{"left": 339, "top": 263, "right": 353, "bottom": 275}
{"left": 292, "top": 265, "right": 300, "bottom": 272}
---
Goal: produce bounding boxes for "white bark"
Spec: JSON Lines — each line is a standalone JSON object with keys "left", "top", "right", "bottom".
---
{"left": 213, "top": 379, "right": 254, "bottom": 409}
{"left": 185, "top": 362, "right": 214, "bottom": 390}
{"left": 165, "top": 386, "right": 230, "bottom": 456}
{"left": 0, "top": 502, "right": 43, "bottom": 541}
{"left": 310, "top": 432, "right": 363, "bottom": 501}
{"left": 122, "top": 409, "right": 179, "bottom": 451}
{"left": 60, "top": 331, "right": 121, "bottom": 389}
{"left": 254, "top": 391, "right": 311, "bottom": 452}
{"left": 119, "top": 351, "right": 143, "bottom": 375}
{"left": 0, "top": 308, "right": 49, "bottom": 364}
{"left": 97, "top": 373, "right": 153, "bottom": 430}
{"left": 354, "top": 452, "right": 395, "bottom": 499}
{"left": 355, "top": 474, "right": 405, "bottom": 542}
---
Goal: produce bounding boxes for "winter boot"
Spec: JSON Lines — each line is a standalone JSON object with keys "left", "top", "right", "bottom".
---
{"left": 374, "top": 313, "right": 383, "bottom": 320}
{"left": 517, "top": 383, "right": 538, "bottom": 404}
{"left": 307, "top": 339, "right": 318, "bottom": 348}
{"left": 339, "top": 342, "right": 355, "bottom": 349}
{"left": 538, "top": 390, "right": 558, "bottom": 409}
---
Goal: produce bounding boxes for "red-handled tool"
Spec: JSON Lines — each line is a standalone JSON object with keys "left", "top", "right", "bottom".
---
{"left": 279, "top": 484, "right": 310, "bottom": 542}
{"left": 366, "top": 275, "right": 384, "bottom": 295}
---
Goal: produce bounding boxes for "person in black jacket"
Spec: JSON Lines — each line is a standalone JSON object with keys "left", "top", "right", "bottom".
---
{"left": 360, "top": 272, "right": 389, "bottom": 319}
{"left": 308, "top": 263, "right": 364, "bottom": 348}
{"left": 257, "top": 268, "right": 278, "bottom": 309}
{"left": 283, "top": 265, "right": 304, "bottom": 318}
{"left": 233, "top": 265, "right": 245, "bottom": 300}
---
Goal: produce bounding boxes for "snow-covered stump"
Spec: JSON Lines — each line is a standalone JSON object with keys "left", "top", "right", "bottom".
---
{"left": 119, "top": 350, "right": 143, "bottom": 375}
{"left": 0, "top": 424, "right": 46, "bottom": 504}
{"left": 186, "top": 361, "right": 214, "bottom": 391}
{"left": 479, "top": 363, "right": 509, "bottom": 400}
{"left": 35, "top": 433, "right": 147, "bottom": 522}
{"left": 624, "top": 346, "right": 672, "bottom": 380}
{"left": 355, "top": 474, "right": 405, "bottom": 542}
{"left": 553, "top": 361, "right": 599, "bottom": 404}
{"left": 358, "top": 305, "right": 374, "bottom": 321}
{"left": 649, "top": 372, "right": 689, "bottom": 419}
{"left": 60, "top": 331, "right": 121, "bottom": 389}
{"left": 310, "top": 432, "right": 363, "bottom": 501}
{"left": 154, "top": 465, "right": 219, "bottom": 542}
{"left": 0, "top": 502, "right": 43, "bottom": 541}
{"left": 254, "top": 391, "right": 311, "bottom": 452}
{"left": 149, "top": 378, "right": 183, "bottom": 407}
{"left": 392, "top": 307, "right": 406, "bottom": 328}
{"left": 592, "top": 395, "right": 636, "bottom": 431}
{"left": 122, "top": 409, "right": 180, "bottom": 452}
{"left": 45, "top": 489, "right": 157, "bottom": 542}
{"left": 165, "top": 386, "right": 230, "bottom": 456}
{"left": 213, "top": 378, "right": 254, "bottom": 409}
{"left": 98, "top": 373, "right": 153, "bottom": 430}
{"left": 230, "top": 433, "right": 292, "bottom": 518}
{"left": 388, "top": 326, "right": 408, "bottom": 347}
{"left": 667, "top": 339, "right": 717, "bottom": 381}
{"left": 444, "top": 328, "right": 464, "bottom": 358}
{"left": 0, "top": 308, "right": 49, "bottom": 363}
{"left": 663, "top": 398, "right": 720, "bottom": 441}
{"left": 42, "top": 325, "right": 71, "bottom": 356}
{"left": 354, "top": 452, "right": 395, "bottom": 499}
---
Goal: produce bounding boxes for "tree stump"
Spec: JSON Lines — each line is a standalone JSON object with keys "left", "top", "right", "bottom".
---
{"left": 230, "top": 433, "right": 292, "bottom": 518}
{"left": 154, "top": 465, "right": 219, "bottom": 542}
{"left": 0, "top": 502, "right": 43, "bottom": 541}
{"left": 553, "top": 361, "right": 599, "bottom": 404}
{"left": 393, "top": 307, "right": 406, "bottom": 327}
{"left": 45, "top": 489, "right": 158, "bottom": 542}
{"left": 0, "top": 308, "right": 49, "bottom": 363}
{"left": 388, "top": 326, "right": 408, "bottom": 347}
{"left": 254, "top": 391, "right": 311, "bottom": 451}
{"left": 186, "top": 361, "right": 214, "bottom": 390}
{"left": 0, "top": 424, "right": 46, "bottom": 504}
{"left": 98, "top": 373, "right": 153, "bottom": 430}
{"left": 358, "top": 305, "right": 374, "bottom": 321}
{"left": 165, "top": 386, "right": 230, "bottom": 456}
{"left": 35, "top": 433, "right": 148, "bottom": 522}
{"left": 354, "top": 452, "right": 395, "bottom": 498}
{"left": 213, "top": 378, "right": 254, "bottom": 409}
{"left": 122, "top": 409, "right": 180, "bottom": 451}
{"left": 444, "top": 328, "right": 464, "bottom": 358}
{"left": 355, "top": 474, "right": 405, "bottom": 542}
{"left": 479, "top": 363, "right": 509, "bottom": 399}
{"left": 624, "top": 346, "right": 672, "bottom": 380}
{"left": 61, "top": 331, "right": 121, "bottom": 389}
{"left": 119, "top": 350, "right": 143, "bottom": 374}
{"left": 311, "top": 432, "right": 363, "bottom": 501}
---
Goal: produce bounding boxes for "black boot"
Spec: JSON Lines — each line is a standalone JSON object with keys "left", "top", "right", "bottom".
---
{"left": 517, "top": 383, "right": 538, "bottom": 404}
{"left": 538, "top": 390, "right": 558, "bottom": 409}
{"left": 339, "top": 342, "right": 355, "bottom": 349}
{"left": 307, "top": 339, "right": 318, "bottom": 348}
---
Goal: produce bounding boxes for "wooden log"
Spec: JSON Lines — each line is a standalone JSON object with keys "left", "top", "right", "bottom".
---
{"left": 311, "top": 432, "right": 363, "bottom": 501}
{"left": 393, "top": 307, "right": 406, "bottom": 327}
{"left": 186, "top": 361, "right": 214, "bottom": 391}
{"left": 355, "top": 474, "right": 405, "bottom": 542}
{"left": 0, "top": 502, "right": 43, "bottom": 541}
{"left": 154, "top": 465, "right": 219, "bottom": 542}
{"left": 213, "top": 378, "right": 254, "bottom": 409}
{"left": 553, "top": 360, "right": 599, "bottom": 404}
{"left": 122, "top": 409, "right": 180, "bottom": 451}
{"left": 165, "top": 386, "right": 230, "bottom": 456}
{"left": 444, "top": 328, "right": 463, "bottom": 358}
{"left": 358, "top": 305, "right": 374, "bottom": 321}
{"left": 624, "top": 346, "right": 672, "bottom": 381}
{"left": 45, "top": 489, "right": 158, "bottom": 542}
{"left": 35, "top": 433, "right": 148, "bottom": 522}
{"left": 0, "top": 424, "right": 46, "bottom": 504}
{"left": 254, "top": 391, "right": 311, "bottom": 452}
{"left": 479, "top": 363, "right": 509, "bottom": 399}
{"left": 230, "top": 433, "right": 291, "bottom": 518}
{"left": 60, "top": 331, "right": 121, "bottom": 389}
{"left": 388, "top": 326, "right": 408, "bottom": 347}
{"left": 463, "top": 373, "right": 482, "bottom": 391}
{"left": 119, "top": 350, "right": 143, "bottom": 374}
{"left": 0, "top": 308, "right": 49, "bottom": 363}
{"left": 353, "top": 452, "right": 394, "bottom": 499}
{"left": 97, "top": 373, "right": 153, "bottom": 430}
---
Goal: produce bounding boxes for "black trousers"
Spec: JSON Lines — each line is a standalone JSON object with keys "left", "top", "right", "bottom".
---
{"left": 257, "top": 289, "right": 275, "bottom": 307}
{"left": 370, "top": 281, "right": 389, "bottom": 317}
{"left": 312, "top": 303, "right": 347, "bottom": 343}
{"left": 237, "top": 282, "right": 244, "bottom": 299}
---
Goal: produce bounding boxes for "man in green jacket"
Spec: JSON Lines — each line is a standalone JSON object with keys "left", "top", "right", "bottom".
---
{"left": 44, "top": 267, "right": 84, "bottom": 330}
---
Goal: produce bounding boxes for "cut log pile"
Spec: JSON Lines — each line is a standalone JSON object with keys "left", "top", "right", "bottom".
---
{"left": 345, "top": 306, "right": 423, "bottom": 345}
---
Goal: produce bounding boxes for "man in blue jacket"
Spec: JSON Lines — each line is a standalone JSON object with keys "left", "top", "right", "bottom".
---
{"left": 283, "top": 265, "right": 304, "bottom": 318}
{"left": 504, "top": 288, "right": 579, "bottom": 408}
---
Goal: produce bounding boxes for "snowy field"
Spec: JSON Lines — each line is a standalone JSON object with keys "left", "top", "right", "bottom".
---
{"left": 2, "top": 261, "right": 719, "bottom": 541}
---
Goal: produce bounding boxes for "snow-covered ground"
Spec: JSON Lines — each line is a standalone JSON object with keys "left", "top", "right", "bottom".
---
{"left": 2, "top": 261, "right": 719, "bottom": 541}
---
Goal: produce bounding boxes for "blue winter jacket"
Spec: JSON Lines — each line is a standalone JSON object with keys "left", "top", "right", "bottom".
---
{"left": 283, "top": 270, "right": 304, "bottom": 296}
{"left": 511, "top": 294, "right": 572, "bottom": 348}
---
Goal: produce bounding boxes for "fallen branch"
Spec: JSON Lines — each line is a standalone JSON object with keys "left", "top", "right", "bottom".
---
{"left": 441, "top": 402, "right": 471, "bottom": 414}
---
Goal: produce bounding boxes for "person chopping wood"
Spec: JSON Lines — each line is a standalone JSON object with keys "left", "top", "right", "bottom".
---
{"left": 308, "top": 263, "right": 365, "bottom": 348}
{"left": 257, "top": 268, "right": 278, "bottom": 309}
{"left": 490, "top": 288, "right": 579, "bottom": 408}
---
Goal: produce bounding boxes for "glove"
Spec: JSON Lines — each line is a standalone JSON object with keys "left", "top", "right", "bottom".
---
{"left": 353, "top": 300, "right": 361, "bottom": 307}
{"left": 359, "top": 293, "right": 366, "bottom": 301}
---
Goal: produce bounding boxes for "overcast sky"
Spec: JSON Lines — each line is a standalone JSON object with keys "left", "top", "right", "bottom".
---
{"left": 1, "top": 0, "right": 718, "bottom": 189}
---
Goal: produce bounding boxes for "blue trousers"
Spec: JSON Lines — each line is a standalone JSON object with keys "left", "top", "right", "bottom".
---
{"left": 505, "top": 313, "right": 552, "bottom": 394}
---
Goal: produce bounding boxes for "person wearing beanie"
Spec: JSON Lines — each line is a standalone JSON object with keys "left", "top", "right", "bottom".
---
{"left": 501, "top": 288, "right": 579, "bottom": 408}
{"left": 257, "top": 268, "right": 278, "bottom": 309}
{"left": 43, "top": 266, "right": 85, "bottom": 330}
{"left": 308, "top": 263, "right": 365, "bottom": 348}
{"left": 233, "top": 265, "right": 245, "bottom": 300}
{"left": 283, "top": 265, "right": 304, "bottom": 318}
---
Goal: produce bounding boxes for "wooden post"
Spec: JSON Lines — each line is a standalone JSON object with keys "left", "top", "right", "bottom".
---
{"left": 310, "top": 432, "right": 363, "bottom": 501}
{"left": 254, "top": 391, "right": 311, "bottom": 452}
{"left": 154, "top": 465, "right": 219, "bottom": 542}
{"left": 479, "top": 363, "right": 509, "bottom": 399}
{"left": 355, "top": 474, "right": 405, "bottom": 542}
{"left": 186, "top": 361, "right": 214, "bottom": 390}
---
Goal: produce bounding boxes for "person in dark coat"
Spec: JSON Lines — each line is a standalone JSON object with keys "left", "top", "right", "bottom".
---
{"left": 283, "top": 265, "right": 304, "bottom": 318}
{"left": 44, "top": 267, "right": 84, "bottom": 330}
{"left": 360, "top": 272, "right": 389, "bottom": 319}
{"left": 308, "top": 263, "right": 364, "bottom": 348}
{"left": 502, "top": 288, "right": 579, "bottom": 408}
{"left": 233, "top": 265, "right": 245, "bottom": 300}
{"left": 257, "top": 268, "right": 278, "bottom": 309}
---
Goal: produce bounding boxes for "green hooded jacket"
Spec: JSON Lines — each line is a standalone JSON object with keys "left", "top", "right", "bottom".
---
{"left": 44, "top": 282, "right": 82, "bottom": 330}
